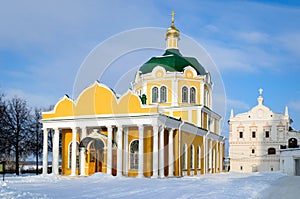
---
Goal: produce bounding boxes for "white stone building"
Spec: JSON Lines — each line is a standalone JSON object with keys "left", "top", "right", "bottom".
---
{"left": 229, "top": 88, "right": 298, "bottom": 172}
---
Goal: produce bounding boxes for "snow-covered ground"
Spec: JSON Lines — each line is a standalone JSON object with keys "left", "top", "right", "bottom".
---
{"left": 0, "top": 172, "right": 285, "bottom": 199}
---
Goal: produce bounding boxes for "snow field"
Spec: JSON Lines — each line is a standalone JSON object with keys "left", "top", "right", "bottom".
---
{"left": 0, "top": 172, "right": 285, "bottom": 199}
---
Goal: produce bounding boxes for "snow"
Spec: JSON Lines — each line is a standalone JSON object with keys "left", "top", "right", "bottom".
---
{"left": 0, "top": 172, "right": 285, "bottom": 199}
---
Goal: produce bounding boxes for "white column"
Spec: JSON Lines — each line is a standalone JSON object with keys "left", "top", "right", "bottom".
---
{"left": 200, "top": 83, "right": 205, "bottom": 105}
{"left": 81, "top": 127, "right": 87, "bottom": 139}
{"left": 117, "top": 126, "right": 123, "bottom": 176}
{"left": 52, "top": 128, "right": 60, "bottom": 175}
{"left": 159, "top": 127, "right": 164, "bottom": 178}
{"left": 42, "top": 128, "right": 48, "bottom": 175}
{"left": 138, "top": 125, "right": 144, "bottom": 178}
{"left": 220, "top": 143, "right": 223, "bottom": 172}
{"left": 79, "top": 127, "right": 87, "bottom": 176}
{"left": 152, "top": 125, "right": 159, "bottom": 178}
{"left": 209, "top": 139, "right": 212, "bottom": 173}
{"left": 172, "top": 77, "right": 178, "bottom": 106}
{"left": 124, "top": 127, "right": 128, "bottom": 176}
{"left": 203, "top": 136, "right": 207, "bottom": 174}
{"left": 168, "top": 129, "right": 174, "bottom": 177}
{"left": 79, "top": 147, "right": 86, "bottom": 176}
{"left": 71, "top": 127, "right": 77, "bottom": 176}
{"left": 107, "top": 126, "right": 112, "bottom": 175}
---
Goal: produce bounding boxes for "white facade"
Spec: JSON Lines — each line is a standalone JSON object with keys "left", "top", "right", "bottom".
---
{"left": 229, "top": 89, "right": 292, "bottom": 172}
{"left": 280, "top": 148, "right": 300, "bottom": 176}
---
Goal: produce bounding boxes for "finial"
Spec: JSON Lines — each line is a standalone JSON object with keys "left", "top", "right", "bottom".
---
{"left": 171, "top": 11, "right": 175, "bottom": 27}
{"left": 285, "top": 106, "right": 289, "bottom": 116}
{"left": 257, "top": 88, "right": 264, "bottom": 105}
{"left": 259, "top": 88, "right": 263, "bottom": 96}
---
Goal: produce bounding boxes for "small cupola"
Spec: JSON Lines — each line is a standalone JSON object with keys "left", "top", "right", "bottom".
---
{"left": 166, "top": 11, "right": 180, "bottom": 49}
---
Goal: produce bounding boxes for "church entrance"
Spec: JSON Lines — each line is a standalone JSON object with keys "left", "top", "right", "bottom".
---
{"left": 80, "top": 137, "right": 105, "bottom": 175}
{"left": 88, "top": 139, "right": 105, "bottom": 175}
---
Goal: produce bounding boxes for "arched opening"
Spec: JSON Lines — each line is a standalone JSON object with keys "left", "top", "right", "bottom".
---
{"left": 129, "top": 140, "right": 139, "bottom": 170}
{"left": 152, "top": 87, "right": 158, "bottom": 103}
{"left": 190, "top": 87, "right": 196, "bottom": 103}
{"left": 288, "top": 138, "right": 298, "bottom": 148}
{"left": 197, "top": 146, "right": 201, "bottom": 170}
{"left": 80, "top": 137, "right": 105, "bottom": 175}
{"left": 190, "top": 145, "right": 194, "bottom": 170}
{"left": 160, "top": 86, "right": 167, "bottom": 103}
{"left": 182, "top": 86, "right": 188, "bottom": 103}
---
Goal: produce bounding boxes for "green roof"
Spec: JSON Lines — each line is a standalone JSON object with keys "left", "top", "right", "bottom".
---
{"left": 139, "top": 49, "right": 207, "bottom": 75}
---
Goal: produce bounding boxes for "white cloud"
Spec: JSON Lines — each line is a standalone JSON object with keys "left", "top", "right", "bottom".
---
{"left": 227, "top": 98, "right": 250, "bottom": 111}
{"left": 237, "top": 31, "right": 269, "bottom": 43}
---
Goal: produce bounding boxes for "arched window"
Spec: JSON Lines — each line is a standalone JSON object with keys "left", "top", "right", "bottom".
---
{"left": 160, "top": 86, "right": 167, "bottom": 103}
{"left": 197, "top": 146, "right": 201, "bottom": 169}
{"left": 130, "top": 140, "right": 139, "bottom": 170}
{"left": 268, "top": 147, "right": 276, "bottom": 155}
{"left": 182, "top": 86, "right": 188, "bottom": 103}
{"left": 68, "top": 142, "right": 79, "bottom": 169}
{"left": 183, "top": 143, "right": 188, "bottom": 170}
{"left": 152, "top": 87, "right": 158, "bottom": 103}
{"left": 190, "top": 87, "right": 196, "bottom": 103}
{"left": 190, "top": 145, "right": 194, "bottom": 169}
{"left": 288, "top": 138, "right": 298, "bottom": 148}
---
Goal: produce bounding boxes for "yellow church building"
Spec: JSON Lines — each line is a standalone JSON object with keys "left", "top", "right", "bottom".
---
{"left": 41, "top": 12, "right": 225, "bottom": 178}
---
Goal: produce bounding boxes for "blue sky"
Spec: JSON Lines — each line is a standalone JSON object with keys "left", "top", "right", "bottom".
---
{"left": 1, "top": 0, "right": 300, "bottom": 134}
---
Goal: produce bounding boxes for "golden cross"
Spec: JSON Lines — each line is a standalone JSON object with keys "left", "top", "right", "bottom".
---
{"left": 171, "top": 11, "right": 175, "bottom": 26}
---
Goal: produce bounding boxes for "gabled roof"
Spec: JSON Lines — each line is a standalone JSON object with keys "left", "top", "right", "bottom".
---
{"left": 139, "top": 49, "right": 207, "bottom": 75}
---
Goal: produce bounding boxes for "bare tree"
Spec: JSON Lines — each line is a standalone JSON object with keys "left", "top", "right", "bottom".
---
{"left": 1, "top": 96, "right": 32, "bottom": 175}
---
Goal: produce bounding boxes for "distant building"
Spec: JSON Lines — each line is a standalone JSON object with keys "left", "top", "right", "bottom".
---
{"left": 229, "top": 89, "right": 300, "bottom": 172}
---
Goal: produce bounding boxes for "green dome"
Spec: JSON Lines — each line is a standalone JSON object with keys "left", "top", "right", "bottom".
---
{"left": 139, "top": 49, "right": 207, "bottom": 75}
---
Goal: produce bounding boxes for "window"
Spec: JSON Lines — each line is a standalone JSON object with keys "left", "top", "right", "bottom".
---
{"left": 182, "top": 86, "right": 188, "bottom": 103}
{"left": 268, "top": 147, "right": 276, "bottom": 155}
{"left": 130, "top": 140, "right": 139, "bottom": 170}
{"left": 190, "top": 87, "right": 196, "bottom": 103}
{"left": 160, "top": 86, "right": 167, "bottom": 103}
{"left": 197, "top": 146, "right": 201, "bottom": 169}
{"left": 252, "top": 131, "right": 256, "bottom": 138}
{"left": 152, "top": 87, "right": 158, "bottom": 103}
{"left": 251, "top": 149, "right": 255, "bottom": 154}
{"left": 183, "top": 144, "right": 188, "bottom": 170}
{"left": 239, "top": 132, "right": 243, "bottom": 138}
{"left": 240, "top": 166, "right": 243, "bottom": 171}
{"left": 288, "top": 138, "right": 298, "bottom": 148}
{"left": 190, "top": 145, "right": 194, "bottom": 169}
{"left": 265, "top": 131, "right": 270, "bottom": 138}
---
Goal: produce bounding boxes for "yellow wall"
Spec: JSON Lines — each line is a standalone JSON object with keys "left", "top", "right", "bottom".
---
{"left": 180, "top": 131, "right": 204, "bottom": 176}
